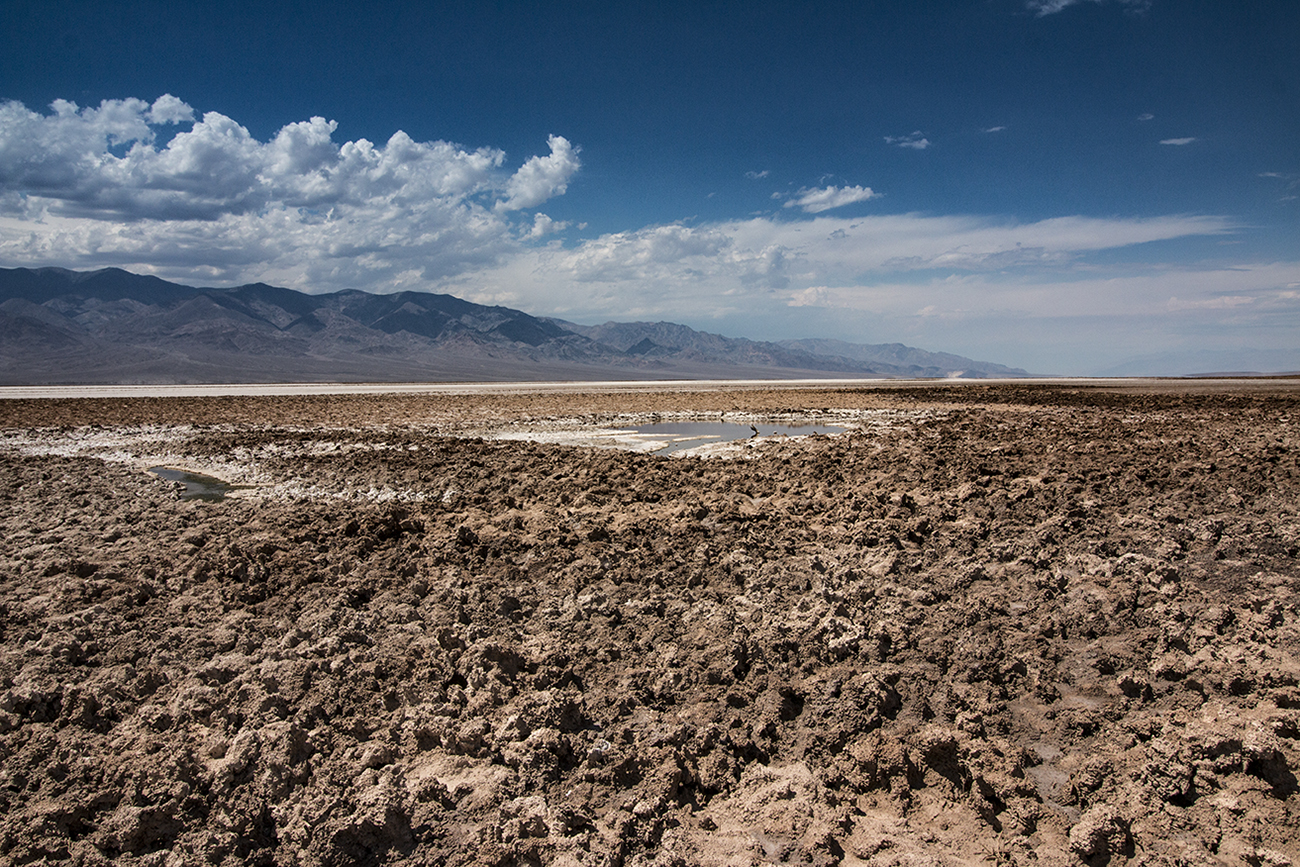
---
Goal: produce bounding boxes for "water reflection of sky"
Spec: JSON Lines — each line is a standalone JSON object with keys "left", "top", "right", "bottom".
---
{"left": 149, "top": 466, "right": 232, "bottom": 501}
{"left": 630, "top": 421, "right": 843, "bottom": 454}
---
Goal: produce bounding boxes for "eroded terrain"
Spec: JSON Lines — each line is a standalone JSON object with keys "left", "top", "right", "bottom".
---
{"left": 0, "top": 383, "right": 1297, "bottom": 867}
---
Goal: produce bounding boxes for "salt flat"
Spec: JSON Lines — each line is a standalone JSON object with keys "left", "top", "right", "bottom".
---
{"left": 0, "top": 376, "right": 1178, "bottom": 400}
{"left": 0, "top": 382, "right": 1297, "bottom": 866}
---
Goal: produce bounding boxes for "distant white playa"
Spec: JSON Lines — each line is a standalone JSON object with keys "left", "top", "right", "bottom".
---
{"left": 0, "top": 376, "right": 1234, "bottom": 400}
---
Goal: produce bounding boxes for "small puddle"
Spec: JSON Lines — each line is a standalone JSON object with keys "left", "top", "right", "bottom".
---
{"left": 630, "top": 421, "right": 844, "bottom": 455}
{"left": 148, "top": 467, "right": 233, "bottom": 501}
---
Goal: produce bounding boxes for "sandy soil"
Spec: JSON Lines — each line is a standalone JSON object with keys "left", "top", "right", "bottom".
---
{"left": 0, "top": 382, "right": 1297, "bottom": 867}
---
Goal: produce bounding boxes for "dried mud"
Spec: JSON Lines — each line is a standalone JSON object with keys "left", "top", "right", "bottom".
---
{"left": 0, "top": 383, "right": 1298, "bottom": 867}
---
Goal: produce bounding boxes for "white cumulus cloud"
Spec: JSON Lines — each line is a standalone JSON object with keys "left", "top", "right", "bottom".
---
{"left": 0, "top": 96, "right": 580, "bottom": 291}
{"left": 784, "top": 185, "right": 879, "bottom": 213}
{"left": 527, "top": 213, "right": 569, "bottom": 238}
{"left": 146, "top": 94, "right": 195, "bottom": 125}
{"left": 496, "top": 135, "right": 581, "bottom": 211}
{"left": 788, "top": 286, "right": 832, "bottom": 307}
{"left": 560, "top": 223, "right": 736, "bottom": 284}
{"left": 1160, "top": 137, "right": 1197, "bottom": 146}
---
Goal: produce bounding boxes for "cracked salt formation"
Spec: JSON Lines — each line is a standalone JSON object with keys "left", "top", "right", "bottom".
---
{"left": 0, "top": 382, "right": 1297, "bottom": 866}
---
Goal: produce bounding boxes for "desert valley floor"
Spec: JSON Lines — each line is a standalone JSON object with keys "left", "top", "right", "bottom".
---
{"left": 0, "top": 380, "right": 1297, "bottom": 867}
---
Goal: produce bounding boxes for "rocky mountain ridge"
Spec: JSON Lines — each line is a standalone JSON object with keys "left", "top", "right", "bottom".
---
{"left": 0, "top": 266, "right": 1030, "bottom": 384}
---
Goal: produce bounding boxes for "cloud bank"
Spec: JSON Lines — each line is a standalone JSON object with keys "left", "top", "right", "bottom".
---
{"left": 0, "top": 96, "right": 579, "bottom": 288}
{"left": 457, "top": 212, "right": 1245, "bottom": 326}
{"left": 462, "top": 211, "right": 1294, "bottom": 375}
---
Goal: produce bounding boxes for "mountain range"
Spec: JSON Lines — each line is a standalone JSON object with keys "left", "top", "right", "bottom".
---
{"left": 0, "top": 266, "right": 1030, "bottom": 384}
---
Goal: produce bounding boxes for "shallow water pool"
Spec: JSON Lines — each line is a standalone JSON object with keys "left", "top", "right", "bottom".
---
{"left": 630, "top": 421, "right": 844, "bottom": 454}
{"left": 149, "top": 467, "right": 233, "bottom": 501}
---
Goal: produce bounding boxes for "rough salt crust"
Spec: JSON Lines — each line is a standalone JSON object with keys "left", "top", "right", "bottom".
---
{"left": 0, "top": 381, "right": 1297, "bottom": 866}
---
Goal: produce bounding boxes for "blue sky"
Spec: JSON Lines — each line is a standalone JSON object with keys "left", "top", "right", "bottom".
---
{"left": 1, "top": 0, "right": 1297, "bottom": 374}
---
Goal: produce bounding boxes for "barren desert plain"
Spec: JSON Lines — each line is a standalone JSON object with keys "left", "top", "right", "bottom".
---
{"left": 0, "top": 379, "right": 1297, "bottom": 867}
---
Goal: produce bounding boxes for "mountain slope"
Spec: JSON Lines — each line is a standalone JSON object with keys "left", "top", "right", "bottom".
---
{"left": 552, "top": 321, "right": 1029, "bottom": 379}
{"left": 0, "top": 266, "right": 1031, "bottom": 384}
{"left": 778, "top": 337, "right": 1029, "bottom": 379}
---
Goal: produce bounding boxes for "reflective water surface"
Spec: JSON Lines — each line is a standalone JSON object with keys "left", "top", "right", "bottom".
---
{"left": 148, "top": 467, "right": 232, "bottom": 501}
{"left": 630, "top": 421, "right": 843, "bottom": 454}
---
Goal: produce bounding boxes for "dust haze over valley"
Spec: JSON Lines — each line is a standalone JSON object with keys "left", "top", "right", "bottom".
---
{"left": 0, "top": 380, "right": 1298, "bottom": 866}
